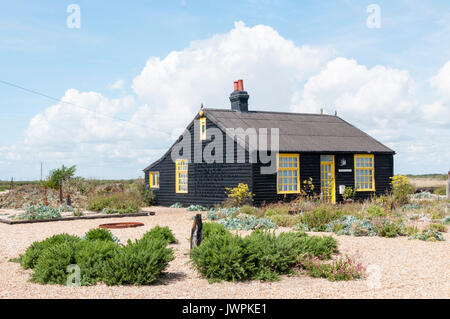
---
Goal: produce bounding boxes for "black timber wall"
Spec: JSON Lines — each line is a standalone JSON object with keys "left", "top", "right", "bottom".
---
{"left": 145, "top": 117, "right": 252, "bottom": 207}
{"left": 252, "top": 152, "right": 394, "bottom": 205}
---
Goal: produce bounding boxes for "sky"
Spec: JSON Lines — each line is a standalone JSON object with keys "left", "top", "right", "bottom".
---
{"left": 0, "top": 0, "right": 449, "bottom": 180}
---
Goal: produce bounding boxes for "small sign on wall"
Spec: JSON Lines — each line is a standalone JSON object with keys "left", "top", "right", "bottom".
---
{"left": 339, "top": 185, "right": 346, "bottom": 195}
{"left": 338, "top": 169, "right": 352, "bottom": 173}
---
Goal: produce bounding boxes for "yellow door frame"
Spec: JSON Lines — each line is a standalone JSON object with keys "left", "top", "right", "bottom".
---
{"left": 320, "top": 155, "right": 336, "bottom": 204}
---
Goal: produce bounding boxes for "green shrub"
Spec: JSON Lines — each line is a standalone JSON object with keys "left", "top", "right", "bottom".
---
{"left": 264, "top": 206, "right": 290, "bottom": 217}
{"left": 103, "top": 237, "right": 174, "bottom": 286}
{"left": 298, "top": 206, "right": 344, "bottom": 231}
{"left": 190, "top": 230, "right": 338, "bottom": 282}
{"left": 203, "top": 222, "right": 230, "bottom": 239}
{"left": 88, "top": 193, "right": 141, "bottom": 213}
{"left": 75, "top": 240, "right": 119, "bottom": 286}
{"left": 409, "top": 229, "right": 445, "bottom": 241}
{"left": 187, "top": 205, "right": 208, "bottom": 211}
{"left": 190, "top": 233, "right": 253, "bottom": 282}
{"left": 141, "top": 226, "right": 176, "bottom": 244}
{"left": 46, "top": 165, "right": 77, "bottom": 189}
{"left": 84, "top": 228, "right": 117, "bottom": 243}
{"left": 19, "top": 206, "right": 61, "bottom": 220}
{"left": 239, "top": 205, "right": 256, "bottom": 215}
{"left": 371, "top": 218, "right": 403, "bottom": 238}
{"left": 428, "top": 223, "right": 447, "bottom": 233}
{"left": 20, "top": 234, "right": 81, "bottom": 270}
{"left": 31, "top": 241, "right": 78, "bottom": 285}
{"left": 269, "top": 214, "right": 300, "bottom": 227}
{"left": 434, "top": 186, "right": 446, "bottom": 196}
{"left": 365, "top": 205, "right": 386, "bottom": 218}
{"left": 390, "top": 175, "right": 414, "bottom": 206}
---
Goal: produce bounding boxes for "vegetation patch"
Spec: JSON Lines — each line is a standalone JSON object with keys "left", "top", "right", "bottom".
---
{"left": 14, "top": 226, "right": 176, "bottom": 286}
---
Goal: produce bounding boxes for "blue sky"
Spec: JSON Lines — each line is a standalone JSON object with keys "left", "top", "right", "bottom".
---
{"left": 1, "top": 0, "right": 449, "bottom": 180}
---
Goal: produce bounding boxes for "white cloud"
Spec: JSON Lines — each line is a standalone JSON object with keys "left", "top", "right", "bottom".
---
{"left": 291, "top": 57, "right": 418, "bottom": 141}
{"left": 430, "top": 61, "right": 450, "bottom": 99}
{"left": 109, "top": 80, "right": 124, "bottom": 91}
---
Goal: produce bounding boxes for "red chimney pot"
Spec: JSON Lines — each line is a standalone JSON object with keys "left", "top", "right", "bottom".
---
{"left": 237, "top": 79, "right": 244, "bottom": 91}
{"left": 234, "top": 81, "right": 238, "bottom": 91}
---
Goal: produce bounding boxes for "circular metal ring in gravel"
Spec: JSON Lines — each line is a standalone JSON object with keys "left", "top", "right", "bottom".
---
{"left": 99, "top": 222, "right": 144, "bottom": 229}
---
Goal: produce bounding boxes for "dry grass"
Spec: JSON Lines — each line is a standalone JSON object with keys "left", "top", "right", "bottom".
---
{"left": 409, "top": 178, "right": 446, "bottom": 189}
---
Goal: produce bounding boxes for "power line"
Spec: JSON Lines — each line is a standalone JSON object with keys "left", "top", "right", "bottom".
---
{"left": 0, "top": 79, "right": 149, "bottom": 130}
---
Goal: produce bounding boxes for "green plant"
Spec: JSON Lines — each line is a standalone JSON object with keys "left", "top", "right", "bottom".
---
{"left": 75, "top": 240, "right": 119, "bottom": 286}
{"left": 390, "top": 175, "right": 414, "bottom": 206}
{"left": 19, "top": 206, "right": 61, "bottom": 220}
{"left": 371, "top": 218, "right": 403, "bottom": 238}
{"left": 190, "top": 230, "right": 338, "bottom": 283}
{"left": 342, "top": 187, "right": 356, "bottom": 201}
{"left": 365, "top": 205, "right": 386, "bottom": 218}
{"left": 225, "top": 183, "right": 254, "bottom": 207}
{"left": 298, "top": 205, "right": 344, "bottom": 231}
{"left": 88, "top": 193, "right": 140, "bottom": 213}
{"left": 19, "top": 234, "right": 81, "bottom": 270}
{"left": 268, "top": 214, "right": 300, "bottom": 227}
{"left": 187, "top": 205, "right": 208, "bottom": 211}
{"left": 203, "top": 222, "right": 230, "bottom": 239}
{"left": 84, "top": 228, "right": 117, "bottom": 243}
{"left": 31, "top": 241, "right": 78, "bottom": 285}
{"left": 46, "top": 165, "right": 77, "bottom": 189}
{"left": 141, "top": 226, "right": 176, "bottom": 244}
{"left": 239, "top": 205, "right": 255, "bottom": 215}
{"left": 103, "top": 237, "right": 174, "bottom": 286}
{"left": 73, "top": 209, "right": 84, "bottom": 217}
{"left": 299, "top": 254, "right": 365, "bottom": 281}
{"left": 428, "top": 223, "right": 447, "bottom": 232}
{"left": 170, "top": 202, "right": 183, "bottom": 208}
{"left": 409, "top": 229, "right": 445, "bottom": 241}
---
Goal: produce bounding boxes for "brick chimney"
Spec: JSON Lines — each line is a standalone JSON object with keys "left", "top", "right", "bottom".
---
{"left": 230, "top": 79, "right": 249, "bottom": 112}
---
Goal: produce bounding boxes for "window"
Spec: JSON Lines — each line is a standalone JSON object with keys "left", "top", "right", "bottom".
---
{"left": 200, "top": 117, "right": 206, "bottom": 140}
{"left": 354, "top": 154, "right": 375, "bottom": 191}
{"left": 277, "top": 154, "right": 300, "bottom": 194}
{"left": 149, "top": 172, "right": 159, "bottom": 188}
{"left": 176, "top": 159, "right": 188, "bottom": 193}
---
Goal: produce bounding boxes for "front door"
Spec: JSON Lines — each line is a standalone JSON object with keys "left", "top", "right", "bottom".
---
{"left": 320, "top": 155, "right": 336, "bottom": 204}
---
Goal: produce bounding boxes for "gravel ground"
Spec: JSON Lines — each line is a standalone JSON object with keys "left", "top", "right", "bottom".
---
{"left": 0, "top": 207, "right": 449, "bottom": 299}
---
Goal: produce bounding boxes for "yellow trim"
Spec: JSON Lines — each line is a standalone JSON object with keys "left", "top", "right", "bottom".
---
{"left": 276, "top": 153, "right": 300, "bottom": 194}
{"left": 176, "top": 159, "right": 188, "bottom": 193}
{"left": 320, "top": 155, "right": 336, "bottom": 204}
{"left": 354, "top": 154, "right": 375, "bottom": 191}
{"left": 149, "top": 172, "right": 159, "bottom": 189}
{"left": 200, "top": 117, "right": 206, "bottom": 140}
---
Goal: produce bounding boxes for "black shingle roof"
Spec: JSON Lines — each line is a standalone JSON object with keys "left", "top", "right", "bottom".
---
{"left": 205, "top": 109, "right": 395, "bottom": 154}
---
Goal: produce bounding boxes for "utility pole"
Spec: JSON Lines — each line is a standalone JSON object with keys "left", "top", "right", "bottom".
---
{"left": 40, "top": 162, "right": 43, "bottom": 181}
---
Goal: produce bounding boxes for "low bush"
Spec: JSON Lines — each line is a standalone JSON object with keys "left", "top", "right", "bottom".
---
{"left": 102, "top": 237, "right": 174, "bottom": 286}
{"left": 371, "top": 218, "right": 403, "bottom": 238}
{"left": 187, "top": 205, "right": 208, "bottom": 211}
{"left": 203, "top": 222, "right": 230, "bottom": 239}
{"left": 409, "top": 229, "right": 445, "bottom": 242}
{"left": 217, "top": 214, "right": 277, "bottom": 231}
{"left": 190, "top": 230, "right": 338, "bottom": 282}
{"left": 19, "top": 206, "right": 61, "bottom": 220}
{"left": 88, "top": 193, "right": 141, "bottom": 213}
{"left": 268, "top": 214, "right": 300, "bottom": 227}
{"left": 427, "top": 223, "right": 447, "bottom": 233}
{"left": 325, "top": 216, "right": 375, "bottom": 237}
{"left": 264, "top": 205, "right": 290, "bottom": 217}
{"left": 239, "top": 205, "right": 256, "bottom": 215}
{"left": 298, "top": 254, "right": 365, "bottom": 281}
{"left": 141, "top": 226, "right": 176, "bottom": 244}
{"left": 31, "top": 241, "right": 78, "bottom": 285}
{"left": 298, "top": 205, "right": 344, "bottom": 231}
{"left": 225, "top": 183, "right": 253, "bottom": 207}
{"left": 170, "top": 202, "right": 183, "bottom": 208}
{"left": 365, "top": 205, "right": 386, "bottom": 218}
{"left": 19, "top": 233, "right": 81, "bottom": 270}
{"left": 84, "top": 228, "right": 118, "bottom": 243}
{"left": 75, "top": 240, "right": 119, "bottom": 286}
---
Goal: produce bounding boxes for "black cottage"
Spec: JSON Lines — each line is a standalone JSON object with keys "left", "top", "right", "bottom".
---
{"left": 144, "top": 80, "right": 395, "bottom": 207}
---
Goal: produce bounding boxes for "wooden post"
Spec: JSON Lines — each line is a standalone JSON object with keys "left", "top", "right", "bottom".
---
{"left": 446, "top": 171, "right": 450, "bottom": 200}
{"left": 190, "top": 214, "right": 203, "bottom": 250}
{"left": 44, "top": 186, "right": 48, "bottom": 206}
{"left": 59, "top": 184, "right": 63, "bottom": 204}
{"left": 10, "top": 178, "right": 13, "bottom": 190}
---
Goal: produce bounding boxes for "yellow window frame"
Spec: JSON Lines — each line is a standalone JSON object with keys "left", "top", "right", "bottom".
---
{"left": 149, "top": 172, "right": 159, "bottom": 189}
{"left": 200, "top": 117, "right": 206, "bottom": 140}
{"left": 354, "top": 154, "right": 375, "bottom": 191}
{"left": 276, "top": 153, "right": 300, "bottom": 194}
{"left": 176, "top": 159, "right": 188, "bottom": 193}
